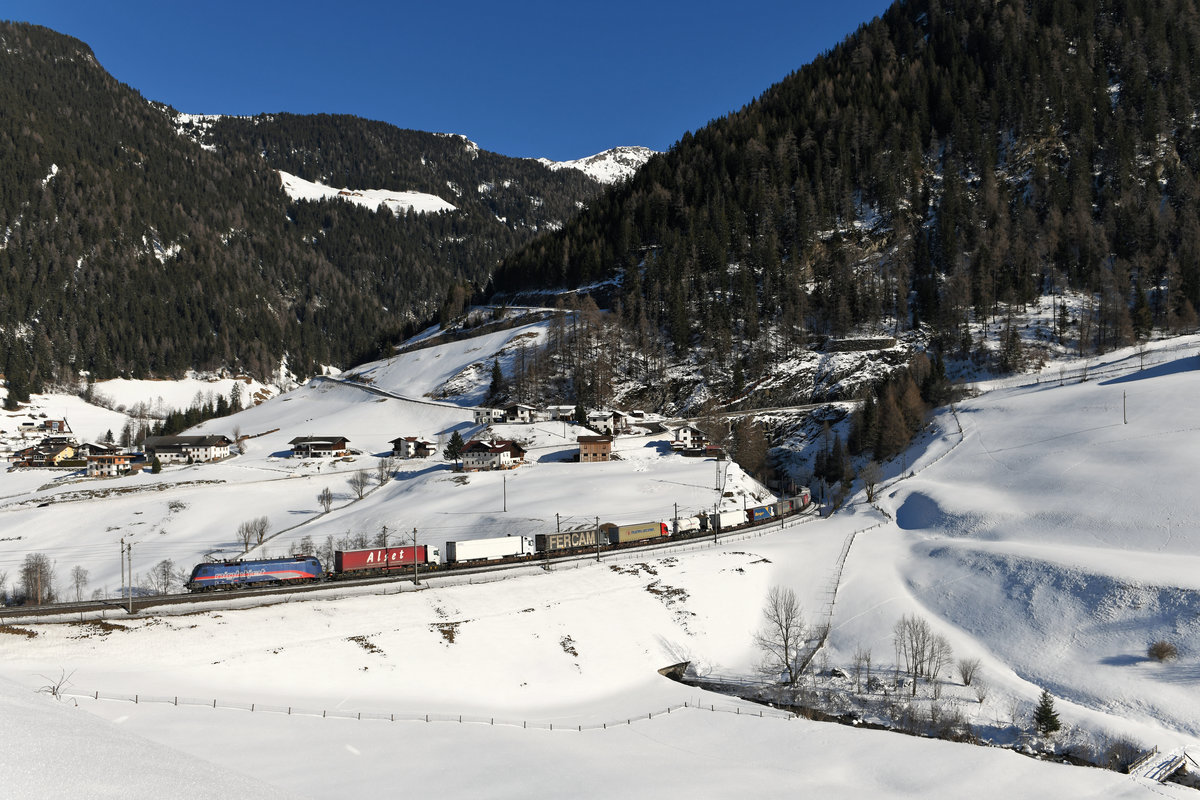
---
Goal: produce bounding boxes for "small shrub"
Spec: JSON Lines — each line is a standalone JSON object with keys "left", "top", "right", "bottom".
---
{"left": 1148, "top": 640, "right": 1178, "bottom": 661}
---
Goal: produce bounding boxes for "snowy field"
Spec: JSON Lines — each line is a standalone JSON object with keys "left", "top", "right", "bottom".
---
{"left": 1, "top": 323, "right": 1199, "bottom": 796}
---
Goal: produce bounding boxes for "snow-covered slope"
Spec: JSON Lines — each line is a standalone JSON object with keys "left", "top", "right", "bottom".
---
{"left": 3, "top": 324, "right": 1200, "bottom": 797}
{"left": 537, "top": 146, "right": 656, "bottom": 184}
{"left": 278, "top": 170, "right": 456, "bottom": 215}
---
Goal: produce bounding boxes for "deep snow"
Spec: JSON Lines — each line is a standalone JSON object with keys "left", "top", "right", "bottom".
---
{"left": 2, "top": 322, "right": 1199, "bottom": 797}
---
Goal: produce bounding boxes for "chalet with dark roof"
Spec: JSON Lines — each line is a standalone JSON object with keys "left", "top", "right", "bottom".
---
{"left": 461, "top": 439, "right": 526, "bottom": 472}
{"left": 390, "top": 436, "right": 437, "bottom": 459}
{"left": 289, "top": 436, "right": 351, "bottom": 458}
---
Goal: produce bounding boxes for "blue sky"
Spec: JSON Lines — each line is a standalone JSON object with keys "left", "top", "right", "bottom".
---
{"left": 6, "top": 0, "right": 895, "bottom": 161}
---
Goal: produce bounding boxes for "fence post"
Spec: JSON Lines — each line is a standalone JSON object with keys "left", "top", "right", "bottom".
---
{"left": 213, "top": 699, "right": 216, "bottom": 708}
{"left": 94, "top": 691, "right": 98, "bottom": 700}
{"left": 251, "top": 704, "right": 254, "bottom": 712}
{"left": 135, "top": 695, "right": 138, "bottom": 704}
{"left": 174, "top": 696, "right": 177, "bottom": 706}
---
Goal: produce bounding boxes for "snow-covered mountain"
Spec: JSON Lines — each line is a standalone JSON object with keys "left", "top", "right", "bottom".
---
{"left": 537, "top": 146, "right": 656, "bottom": 185}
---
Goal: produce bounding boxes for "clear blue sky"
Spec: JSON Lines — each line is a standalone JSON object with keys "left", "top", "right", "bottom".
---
{"left": 5, "top": 0, "right": 895, "bottom": 161}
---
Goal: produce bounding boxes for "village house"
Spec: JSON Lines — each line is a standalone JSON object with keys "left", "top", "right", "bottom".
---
{"left": 577, "top": 435, "right": 612, "bottom": 463}
{"left": 76, "top": 441, "right": 121, "bottom": 458}
{"left": 503, "top": 403, "right": 539, "bottom": 424}
{"left": 588, "top": 410, "right": 633, "bottom": 436}
{"left": 41, "top": 419, "right": 71, "bottom": 434}
{"left": 473, "top": 408, "right": 505, "bottom": 426}
{"left": 11, "top": 436, "right": 80, "bottom": 468}
{"left": 144, "top": 435, "right": 233, "bottom": 464}
{"left": 670, "top": 424, "right": 707, "bottom": 450}
{"left": 544, "top": 405, "right": 577, "bottom": 422}
{"left": 87, "top": 452, "right": 134, "bottom": 477}
{"left": 289, "top": 436, "right": 351, "bottom": 458}
{"left": 390, "top": 436, "right": 437, "bottom": 459}
{"left": 461, "top": 439, "right": 526, "bottom": 472}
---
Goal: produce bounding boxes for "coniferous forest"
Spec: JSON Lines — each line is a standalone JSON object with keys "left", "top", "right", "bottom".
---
{"left": 0, "top": 21, "right": 604, "bottom": 399}
{"left": 493, "top": 0, "right": 1200, "bottom": 376}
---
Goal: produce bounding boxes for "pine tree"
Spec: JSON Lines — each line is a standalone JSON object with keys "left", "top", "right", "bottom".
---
{"left": 443, "top": 431, "right": 465, "bottom": 468}
{"left": 1033, "top": 689, "right": 1061, "bottom": 736}
{"left": 488, "top": 358, "right": 505, "bottom": 402}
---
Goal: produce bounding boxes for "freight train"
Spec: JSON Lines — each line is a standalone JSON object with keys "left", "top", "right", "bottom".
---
{"left": 185, "top": 489, "right": 812, "bottom": 593}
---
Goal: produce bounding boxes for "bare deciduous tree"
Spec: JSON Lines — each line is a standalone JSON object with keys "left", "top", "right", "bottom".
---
{"left": 70, "top": 565, "right": 89, "bottom": 601}
{"left": 0, "top": 569, "right": 8, "bottom": 604}
{"left": 893, "top": 613, "right": 932, "bottom": 696}
{"left": 317, "top": 487, "right": 334, "bottom": 513}
{"left": 754, "top": 586, "right": 809, "bottom": 686}
{"left": 251, "top": 516, "right": 269, "bottom": 545}
{"left": 19, "top": 553, "right": 55, "bottom": 605}
{"left": 861, "top": 460, "right": 883, "bottom": 502}
{"left": 376, "top": 457, "right": 392, "bottom": 486}
{"left": 957, "top": 657, "right": 982, "bottom": 686}
{"left": 852, "top": 645, "right": 872, "bottom": 693}
{"left": 236, "top": 516, "right": 269, "bottom": 552}
{"left": 151, "top": 559, "right": 177, "bottom": 595}
{"left": 348, "top": 470, "right": 371, "bottom": 500}
{"left": 929, "top": 633, "right": 954, "bottom": 684}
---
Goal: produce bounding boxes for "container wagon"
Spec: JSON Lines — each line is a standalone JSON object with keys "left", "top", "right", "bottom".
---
{"left": 445, "top": 535, "right": 535, "bottom": 563}
{"left": 186, "top": 556, "right": 323, "bottom": 592}
{"left": 536, "top": 528, "right": 608, "bottom": 554}
{"left": 334, "top": 545, "right": 439, "bottom": 575}
{"left": 714, "top": 510, "right": 745, "bottom": 531}
{"left": 747, "top": 504, "right": 777, "bottom": 523}
{"left": 602, "top": 521, "right": 669, "bottom": 544}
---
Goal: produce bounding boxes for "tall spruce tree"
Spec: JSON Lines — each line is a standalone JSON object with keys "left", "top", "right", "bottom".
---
{"left": 1033, "top": 689, "right": 1061, "bottom": 736}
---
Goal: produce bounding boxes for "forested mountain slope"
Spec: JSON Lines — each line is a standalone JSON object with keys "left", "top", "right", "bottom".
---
{"left": 493, "top": 0, "right": 1200, "bottom": 378}
{"left": 0, "top": 21, "right": 612, "bottom": 396}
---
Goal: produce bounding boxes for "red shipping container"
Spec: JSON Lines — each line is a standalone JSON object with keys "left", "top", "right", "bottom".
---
{"left": 335, "top": 545, "right": 433, "bottom": 573}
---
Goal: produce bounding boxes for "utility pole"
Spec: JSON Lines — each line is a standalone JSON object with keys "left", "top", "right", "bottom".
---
{"left": 1123, "top": 391, "right": 1127, "bottom": 424}
{"left": 411, "top": 527, "right": 420, "bottom": 586}
{"left": 596, "top": 516, "right": 601, "bottom": 561}
{"left": 120, "top": 537, "right": 125, "bottom": 604}
{"left": 503, "top": 474, "right": 507, "bottom": 512}
{"left": 126, "top": 541, "right": 133, "bottom": 614}
{"left": 556, "top": 513, "right": 561, "bottom": 534}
